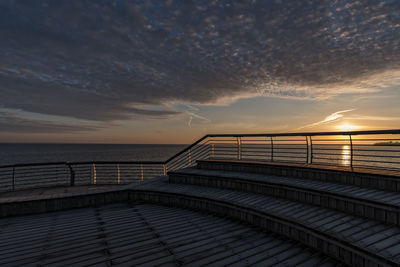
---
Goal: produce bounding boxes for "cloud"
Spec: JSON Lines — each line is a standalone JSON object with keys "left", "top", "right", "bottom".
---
{"left": 187, "top": 115, "right": 193, "bottom": 127}
{"left": 297, "top": 109, "right": 355, "bottom": 129}
{"left": 0, "top": 111, "right": 103, "bottom": 133}
{"left": 0, "top": 0, "right": 399, "bottom": 124}
{"left": 186, "top": 111, "right": 211, "bottom": 127}
{"left": 347, "top": 115, "right": 400, "bottom": 121}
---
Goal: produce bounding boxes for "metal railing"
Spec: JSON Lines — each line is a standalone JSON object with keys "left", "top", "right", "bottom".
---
{"left": 1, "top": 129, "right": 400, "bottom": 193}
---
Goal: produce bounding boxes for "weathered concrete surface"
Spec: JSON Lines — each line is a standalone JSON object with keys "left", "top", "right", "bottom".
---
{"left": 131, "top": 177, "right": 400, "bottom": 266}
{"left": 197, "top": 159, "right": 400, "bottom": 192}
{"left": 0, "top": 176, "right": 399, "bottom": 265}
{"left": 2, "top": 160, "right": 400, "bottom": 266}
{"left": 0, "top": 180, "right": 157, "bottom": 217}
{"left": 169, "top": 167, "right": 400, "bottom": 225}
{"left": 0, "top": 203, "right": 337, "bottom": 266}
{"left": 0, "top": 185, "right": 129, "bottom": 217}
{"left": 0, "top": 185, "right": 122, "bottom": 203}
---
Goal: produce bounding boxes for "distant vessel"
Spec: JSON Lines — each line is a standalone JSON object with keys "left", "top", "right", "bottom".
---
{"left": 373, "top": 141, "right": 400, "bottom": 146}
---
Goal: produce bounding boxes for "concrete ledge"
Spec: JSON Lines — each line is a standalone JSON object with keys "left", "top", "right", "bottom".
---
{"left": 129, "top": 189, "right": 393, "bottom": 267}
{"left": 0, "top": 189, "right": 128, "bottom": 217}
{"left": 169, "top": 170, "right": 400, "bottom": 226}
{"left": 197, "top": 159, "right": 400, "bottom": 192}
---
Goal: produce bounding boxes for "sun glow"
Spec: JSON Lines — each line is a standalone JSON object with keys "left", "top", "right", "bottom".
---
{"left": 338, "top": 124, "right": 356, "bottom": 131}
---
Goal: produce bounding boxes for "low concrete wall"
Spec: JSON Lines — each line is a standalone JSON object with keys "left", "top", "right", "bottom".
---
{"left": 0, "top": 190, "right": 128, "bottom": 217}
{"left": 197, "top": 160, "right": 400, "bottom": 192}
{"left": 169, "top": 172, "right": 400, "bottom": 226}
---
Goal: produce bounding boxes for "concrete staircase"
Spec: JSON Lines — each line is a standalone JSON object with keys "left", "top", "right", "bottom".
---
{"left": 151, "top": 159, "right": 400, "bottom": 266}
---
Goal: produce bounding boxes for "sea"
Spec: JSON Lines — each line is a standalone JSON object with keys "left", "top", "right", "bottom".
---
{"left": 0, "top": 143, "right": 187, "bottom": 166}
{"left": 1, "top": 143, "right": 400, "bottom": 171}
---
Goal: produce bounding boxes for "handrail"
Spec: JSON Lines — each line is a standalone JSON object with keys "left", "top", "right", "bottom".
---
{"left": 1, "top": 129, "right": 400, "bottom": 193}
{"left": 1, "top": 129, "right": 400, "bottom": 169}
{"left": 0, "top": 160, "right": 166, "bottom": 169}
{"left": 165, "top": 135, "right": 209, "bottom": 163}
{"left": 206, "top": 129, "right": 400, "bottom": 137}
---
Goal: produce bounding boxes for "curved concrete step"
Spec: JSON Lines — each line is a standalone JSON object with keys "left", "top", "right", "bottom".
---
{"left": 130, "top": 177, "right": 400, "bottom": 266}
{"left": 169, "top": 167, "right": 400, "bottom": 225}
{"left": 197, "top": 160, "right": 400, "bottom": 192}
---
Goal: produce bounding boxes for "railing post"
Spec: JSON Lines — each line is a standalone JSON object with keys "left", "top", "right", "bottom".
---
{"left": 305, "top": 136, "right": 309, "bottom": 164}
{"left": 237, "top": 137, "right": 242, "bottom": 160}
{"left": 211, "top": 144, "right": 215, "bottom": 159}
{"left": 163, "top": 164, "right": 167, "bottom": 176}
{"left": 92, "top": 163, "right": 97, "bottom": 184}
{"left": 188, "top": 149, "right": 191, "bottom": 167}
{"left": 270, "top": 137, "right": 274, "bottom": 162}
{"left": 117, "top": 164, "right": 120, "bottom": 184}
{"left": 349, "top": 135, "right": 353, "bottom": 169}
{"left": 67, "top": 163, "right": 75, "bottom": 186}
{"left": 309, "top": 136, "right": 313, "bottom": 164}
{"left": 12, "top": 167, "right": 15, "bottom": 191}
{"left": 140, "top": 164, "right": 144, "bottom": 181}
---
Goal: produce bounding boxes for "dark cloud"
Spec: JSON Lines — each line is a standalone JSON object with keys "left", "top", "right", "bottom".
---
{"left": 0, "top": 112, "right": 102, "bottom": 133}
{"left": 0, "top": 0, "right": 399, "bottom": 121}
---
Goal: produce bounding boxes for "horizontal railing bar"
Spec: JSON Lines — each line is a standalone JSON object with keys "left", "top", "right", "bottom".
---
{"left": 353, "top": 162, "right": 400, "bottom": 168}
{"left": 241, "top": 145, "right": 307, "bottom": 149}
{"left": 312, "top": 156, "right": 342, "bottom": 160}
{"left": 71, "top": 161, "right": 165, "bottom": 165}
{"left": 312, "top": 153, "right": 343, "bottom": 157}
{"left": 351, "top": 144, "right": 400, "bottom": 148}
{"left": 271, "top": 151, "right": 306, "bottom": 155}
{"left": 241, "top": 152, "right": 272, "bottom": 156}
{"left": 0, "top": 161, "right": 166, "bottom": 169}
{"left": 190, "top": 147, "right": 210, "bottom": 159}
{"left": 241, "top": 148, "right": 273, "bottom": 151}
{"left": 353, "top": 154, "right": 400, "bottom": 159}
{"left": 312, "top": 144, "right": 354, "bottom": 146}
{"left": 352, "top": 159, "right": 400, "bottom": 164}
{"left": 270, "top": 147, "right": 307, "bottom": 150}
{"left": 207, "top": 129, "right": 400, "bottom": 137}
{"left": 351, "top": 139, "right": 400, "bottom": 141}
{"left": 312, "top": 148, "right": 346, "bottom": 151}
{"left": 243, "top": 140, "right": 306, "bottom": 142}
{"left": 241, "top": 144, "right": 305, "bottom": 146}
{"left": 272, "top": 155, "right": 305, "bottom": 159}
{"left": 214, "top": 147, "right": 237, "bottom": 149}
{"left": 165, "top": 135, "right": 209, "bottom": 163}
{"left": 310, "top": 140, "right": 350, "bottom": 142}
{"left": 354, "top": 149, "right": 400, "bottom": 153}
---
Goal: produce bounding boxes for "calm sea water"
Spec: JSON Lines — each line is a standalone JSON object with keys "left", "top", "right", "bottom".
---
{"left": 1, "top": 143, "right": 400, "bottom": 171}
{"left": 0, "top": 144, "right": 187, "bottom": 166}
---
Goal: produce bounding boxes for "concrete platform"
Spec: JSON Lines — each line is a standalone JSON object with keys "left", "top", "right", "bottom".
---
{"left": 2, "top": 159, "right": 400, "bottom": 266}
{"left": 0, "top": 203, "right": 337, "bottom": 267}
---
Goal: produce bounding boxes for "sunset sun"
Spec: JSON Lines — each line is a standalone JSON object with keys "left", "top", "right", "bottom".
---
{"left": 338, "top": 124, "right": 356, "bottom": 131}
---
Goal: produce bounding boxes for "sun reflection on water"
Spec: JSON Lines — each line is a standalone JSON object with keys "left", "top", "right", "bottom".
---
{"left": 341, "top": 145, "right": 351, "bottom": 166}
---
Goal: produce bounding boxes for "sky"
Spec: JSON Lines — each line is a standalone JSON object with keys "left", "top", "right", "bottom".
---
{"left": 0, "top": 0, "right": 399, "bottom": 144}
